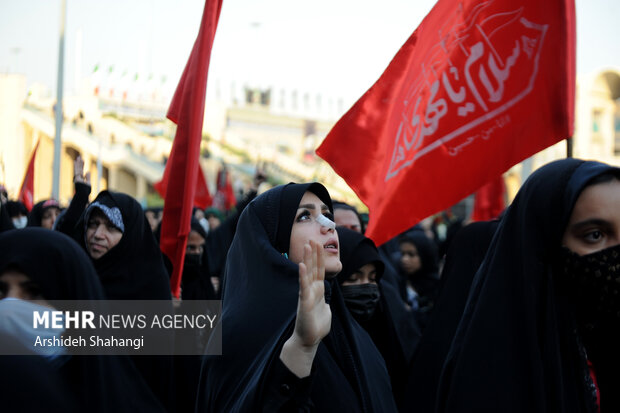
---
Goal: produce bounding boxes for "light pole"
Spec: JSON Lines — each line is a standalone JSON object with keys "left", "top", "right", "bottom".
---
{"left": 52, "top": 0, "right": 67, "bottom": 200}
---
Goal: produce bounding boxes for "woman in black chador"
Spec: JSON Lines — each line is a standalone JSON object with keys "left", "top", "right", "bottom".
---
{"left": 336, "top": 227, "right": 421, "bottom": 409}
{"left": 438, "top": 158, "right": 620, "bottom": 413}
{"left": 396, "top": 230, "right": 440, "bottom": 328}
{"left": 197, "top": 183, "right": 397, "bottom": 412}
{"left": 56, "top": 160, "right": 174, "bottom": 410}
{"left": 0, "top": 228, "right": 166, "bottom": 412}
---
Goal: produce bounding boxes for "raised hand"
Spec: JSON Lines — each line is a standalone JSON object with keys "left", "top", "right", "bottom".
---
{"left": 73, "top": 156, "right": 91, "bottom": 185}
{"left": 280, "top": 240, "right": 332, "bottom": 377}
{"left": 293, "top": 240, "right": 332, "bottom": 347}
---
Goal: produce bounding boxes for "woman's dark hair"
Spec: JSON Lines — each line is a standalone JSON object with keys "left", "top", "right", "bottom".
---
{"left": 333, "top": 201, "right": 365, "bottom": 233}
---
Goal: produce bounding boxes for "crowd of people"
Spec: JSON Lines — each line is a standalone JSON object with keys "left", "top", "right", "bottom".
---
{"left": 0, "top": 156, "right": 618, "bottom": 412}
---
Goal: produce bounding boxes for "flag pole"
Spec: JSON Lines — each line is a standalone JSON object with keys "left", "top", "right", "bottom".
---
{"left": 566, "top": 136, "right": 573, "bottom": 158}
{"left": 52, "top": 0, "right": 67, "bottom": 200}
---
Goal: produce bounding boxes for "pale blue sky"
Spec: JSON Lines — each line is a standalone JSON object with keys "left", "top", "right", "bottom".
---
{"left": 0, "top": 0, "right": 618, "bottom": 103}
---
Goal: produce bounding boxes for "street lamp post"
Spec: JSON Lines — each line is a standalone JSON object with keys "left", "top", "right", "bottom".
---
{"left": 52, "top": 0, "right": 67, "bottom": 200}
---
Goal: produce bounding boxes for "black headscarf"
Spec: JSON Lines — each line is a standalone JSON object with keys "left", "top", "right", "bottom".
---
{"left": 179, "top": 217, "right": 217, "bottom": 300}
{"left": 0, "top": 201, "right": 16, "bottom": 233}
{"left": 74, "top": 191, "right": 171, "bottom": 300}
{"left": 398, "top": 230, "right": 440, "bottom": 281}
{"left": 336, "top": 227, "right": 384, "bottom": 285}
{"left": 403, "top": 219, "right": 499, "bottom": 413}
{"left": 337, "top": 227, "right": 421, "bottom": 407}
{"left": 197, "top": 183, "right": 397, "bottom": 412}
{"left": 27, "top": 199, "right": 61, "bottom": 227}
{"left": 0, "top": 228, "right": 166, "bottom": 412}
{"left": 438, "top": 159, "right": 620, "bottom": 413}
{"left": 397, "top": 230, "right": 440, "bottom": 322}
{"left": 6, "top": 200, "right": 28, "bottom": 218}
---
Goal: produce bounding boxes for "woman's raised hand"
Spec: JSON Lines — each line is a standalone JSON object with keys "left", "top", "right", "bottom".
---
{"left": 294, "top": 240, "right": 332, "bottom": 347}
{"left": 73, "top": 156, "right": 91, "bottom": 185}
{"left": 280, "top": 240, "right": 332, "bottom": 378}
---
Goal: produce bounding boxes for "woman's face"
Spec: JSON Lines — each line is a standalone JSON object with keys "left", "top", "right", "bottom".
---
{"left": 85, "top": 209, "right": 123, "bottom": 259}
{"left": 400, "top": 241, "right": 421, "bottom": 275}
{"left": 41, "top": 207, "right": 61, "bottom": 229}
{"left": 342, "top": 263, "right": 378, "bottom": 286}
{"left": 289, "top": 191, "right": 342, "bottom": 277}
{"left": 0, "top": 269, "right": 45, "bottom": 301}
{"left": 562, "top": 179, "right": 620, "bottom": 256}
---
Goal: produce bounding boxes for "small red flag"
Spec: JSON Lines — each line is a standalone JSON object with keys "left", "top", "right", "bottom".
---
{"left": 317, "top": 0, "right": 576, "bottom": 246}
{"left": 19, "top": 140, "right": 40, "bottom": 211}
{"left": 213, "top": 166, "right": 236, "bottom": 211}
{"left": 157, "top": 0, "right": 223, "bottom": 298}
{"left": 471, "top": 175, "right": 506, "bottom": 221}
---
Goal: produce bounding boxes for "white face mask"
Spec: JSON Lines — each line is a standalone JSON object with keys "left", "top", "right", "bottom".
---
{"left": 12, "top": 216, "right": 27, "bottom": 229}
{"left": 0, "top": 298, "right": 70, "bottom": 366}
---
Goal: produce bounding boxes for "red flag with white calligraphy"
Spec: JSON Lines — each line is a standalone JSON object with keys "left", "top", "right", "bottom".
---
{"left": 317, "top": 0, "right": 575, "bottom": 246}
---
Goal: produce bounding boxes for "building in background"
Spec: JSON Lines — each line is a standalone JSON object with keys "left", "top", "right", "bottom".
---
{"left": 1, "top": 67, "right": 619, "bottom": 212}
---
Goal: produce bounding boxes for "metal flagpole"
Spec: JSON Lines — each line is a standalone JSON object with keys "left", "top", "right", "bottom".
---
{"left": 52, "top": 0, "right": 66, "bottom": 200}
{"left": 566, "top": 137, "right": 573, "bottom": 158}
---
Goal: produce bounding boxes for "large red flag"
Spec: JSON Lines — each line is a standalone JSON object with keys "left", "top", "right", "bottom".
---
{"left": 154, "top": 163, "right": 213, "bottom": 209}
{"left": 471, "top": 175, "right": 506, "bottom": 221}
{"left": 317, "top": 0, "right": 576, "bottom": 246}
{"left": 19, "top": 140, "right": 40, "bottom": 211}
{"left": 158, "top": 0, "right": 223, "bottom": 298}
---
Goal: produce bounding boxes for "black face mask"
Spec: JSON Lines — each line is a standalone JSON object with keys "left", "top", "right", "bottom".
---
{"left": 185, "top": 253, "right": 202, "bottom": 268}
{"left": 558, "top": 244, "right": 620, "bottom": 335}
{"left": 341, "top": 283, "right": 381, "bottom": 322}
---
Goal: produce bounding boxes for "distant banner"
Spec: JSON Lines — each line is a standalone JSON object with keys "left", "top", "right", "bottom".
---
{"left": 317, "top": 0, "right": 575, "bottom": 245}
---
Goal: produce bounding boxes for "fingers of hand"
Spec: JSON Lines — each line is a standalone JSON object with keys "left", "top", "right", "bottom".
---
{"left": 311, "top": 241, "right": 318, "bottom": 282}
{"left": 316, "top": 241, "right": 325, "bottom": 281}
{"left": 298, "top": 262, "right": 307, "bottom": 298}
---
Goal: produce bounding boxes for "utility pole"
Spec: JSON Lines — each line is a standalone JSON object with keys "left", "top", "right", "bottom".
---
{"left": 52, "top": 0, "right": 66, "bottom": 200}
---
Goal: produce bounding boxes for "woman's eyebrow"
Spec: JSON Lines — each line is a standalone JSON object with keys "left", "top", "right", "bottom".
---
{"left": 569, "top": 218, "right": 612, "bottom": 231}
{"left": 297, "top": 204, "right": 316, "bottom": 210}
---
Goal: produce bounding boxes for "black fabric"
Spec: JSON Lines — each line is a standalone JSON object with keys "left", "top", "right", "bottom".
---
{"left": 262, "top": 357, "right": 316, "bottom": 412}
{"left": 437, "top": 159, "right": 620, "bottom": 413}
{"left": 0, "top": 200, "right": 16, "bottom": 233}
{"left": 197, "top": 183, "right": 397, "bottom": 412}
{"left": 6, "top": 200, "right": 28, "bottom": 218}
{"left": 403, "top": 220, "right": 499, "bottom": 413}
{"left": 56, "top": 190, "right": 174, "bottom": 411}
{"left": 27, "top": 199, "right": 61, "bottom": 227}
{"left": 397, "top": 231, "right": 440, "bottom": 298}
{"left": 396, "top": 230, "right": 440, "bottom": 330}
{"left": 54, "top": 182, "right": 91, "bottom": 235}
{"left": 336, "top": 227, "right": 385, "bottom": 285}
{"left": 180, "top": 218, "right": 218, "bottom": 301}
{"left": 336, "top": 227, "right": 421, "bottom": 408}
{"left": 70, "top": 190, "right": 171, "bottom": 301}
{"left": 0, "top": 351, "right": 79, "bottom": 413}
{"left": 203, "top": 189, "right": 257, "bottom": 280}
{"left": 0, "top": 228, "right": 166, "bottom": 412}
